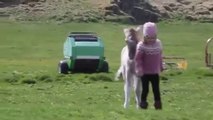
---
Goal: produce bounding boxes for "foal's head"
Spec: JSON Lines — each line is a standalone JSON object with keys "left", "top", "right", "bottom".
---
{"left": 124, "top": 28, "right": 139, "bottom": 60}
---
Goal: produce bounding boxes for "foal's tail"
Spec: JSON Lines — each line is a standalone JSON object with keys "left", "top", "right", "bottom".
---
{"left": 115, "top": 66, "right": 122, "bottom": 81}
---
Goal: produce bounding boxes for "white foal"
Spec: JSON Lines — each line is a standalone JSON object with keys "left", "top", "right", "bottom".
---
{"left": 115, "top": 28, "right": 142, "bottom": 109}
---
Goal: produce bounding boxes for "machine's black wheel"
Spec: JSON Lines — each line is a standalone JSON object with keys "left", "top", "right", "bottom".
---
{"left": 100, "top": 61, "right": 109, "bottom": 73}
{"left": 58, "top": 60, "right": 69, "bottom": 74}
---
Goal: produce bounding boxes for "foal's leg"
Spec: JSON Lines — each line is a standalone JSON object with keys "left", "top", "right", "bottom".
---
{"left": 123, "top": 69, "right": 132, "bottom": 108}
{"left": 133, "top": 76, "right": 142, "bottom": 109}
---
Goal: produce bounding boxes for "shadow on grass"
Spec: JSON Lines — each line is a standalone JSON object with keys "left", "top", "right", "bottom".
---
{"left": 4, "top": 71, "right": 115, "bottom": 85}
{"left": 160, "top": 70, "right": 184, "bottom": 83}
{"left": 87, "top": 73, "right": 113, "bottom": 82}
{"left": 55, "top": 72, "right": 114, "bottom": 83}
{"left": 194, "top": 68, "right": 213, "bottom": 78}
{"left": 4, "top": 71, "right": 54, "bottom": 84}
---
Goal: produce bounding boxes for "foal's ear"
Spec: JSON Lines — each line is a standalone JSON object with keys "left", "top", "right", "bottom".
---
{"left": 136, "top": 25, "right": 144, "bottom": 41}
{"left": 136, "top": 25, "right": 143, "bottom": 36}
{"left": 123, "top": 28, "right": 130, "bottom": 41}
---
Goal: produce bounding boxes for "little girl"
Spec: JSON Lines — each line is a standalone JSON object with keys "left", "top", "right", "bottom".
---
{"left": 135, "top": 22, "right": 163, "bottom": 110}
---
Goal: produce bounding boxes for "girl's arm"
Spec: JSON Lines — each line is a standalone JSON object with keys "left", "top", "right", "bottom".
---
{"left": 134, "top": 42, "right": 143, "bottom": 76}
{"left": 159, "top": 40, "right": 164, "bottom": 72}
{"left": 160, "top": 52, "right": 164, "bottom": 72}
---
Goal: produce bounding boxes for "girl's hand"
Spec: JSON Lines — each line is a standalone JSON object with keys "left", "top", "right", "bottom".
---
{"left": 135, "top": 69, "right": 143, "bottom": 77}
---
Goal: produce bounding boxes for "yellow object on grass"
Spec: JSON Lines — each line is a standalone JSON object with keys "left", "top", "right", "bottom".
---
{"left": 177, "top": 60, "right": 188, "bottom": 70}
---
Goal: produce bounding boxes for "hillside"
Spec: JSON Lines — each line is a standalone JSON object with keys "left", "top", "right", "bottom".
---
{"left": 150, "top": 0, "right": 213, "bottom": 22}
{"left": 0, "top": 0, "right": 111, "bottom": 22}
{"left": 0, "top": 0, "right": 212, "bottom": 23}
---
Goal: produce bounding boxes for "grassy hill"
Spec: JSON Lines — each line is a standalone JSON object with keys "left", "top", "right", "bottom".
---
{"left": 0, "top": 19, "right": 213, "bottom": 119}
{"left": 1, "top": 0, "right": 212, "bottom": 23}
{"left": 0, "top": 0, "right": 111, "bottom": 22}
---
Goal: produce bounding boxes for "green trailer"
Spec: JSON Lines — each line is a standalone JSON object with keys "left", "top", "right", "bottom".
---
{"left": 58, "top": 32, "right": 109, "bottom": 74}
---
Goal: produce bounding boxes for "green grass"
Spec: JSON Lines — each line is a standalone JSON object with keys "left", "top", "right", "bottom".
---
{"left": 0, "top": 19, "right": 213, "bottom": 120}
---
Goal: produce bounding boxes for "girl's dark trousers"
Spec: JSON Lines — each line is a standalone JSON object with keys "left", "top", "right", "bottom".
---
{"left": 141, "top": 74, "right": 161, "bottom": 102}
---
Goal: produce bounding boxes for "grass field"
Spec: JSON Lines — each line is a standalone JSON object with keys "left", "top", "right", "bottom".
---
{"left": 0, "top": 19, "right": 213, "bottom": 120}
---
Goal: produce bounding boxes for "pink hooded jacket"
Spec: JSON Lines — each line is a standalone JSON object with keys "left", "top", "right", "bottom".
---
{"left": 135, "top": 22, "right": 163, "bottom": 76}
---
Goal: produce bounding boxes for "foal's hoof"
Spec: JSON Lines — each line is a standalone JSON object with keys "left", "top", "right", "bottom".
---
{"left": 136, "top": 105, "right": 140, "bottom": 109}
{"left": 123, "top": 103, "right": 129, "bottom": 109}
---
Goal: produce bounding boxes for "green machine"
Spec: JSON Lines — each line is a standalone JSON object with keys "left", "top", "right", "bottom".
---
{"left": 58, "top": 32, "right": 109, "bottom": 74}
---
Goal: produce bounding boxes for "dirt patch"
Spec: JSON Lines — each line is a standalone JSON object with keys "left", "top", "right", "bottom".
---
{"left": 106, "top": 0, "right": 213, "bottom": 23}
{"left": 89, "top": 0, "right": 110, "bottom": 8}
{"left": 150, "top": 0, "right": 213, "bottom": 22}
